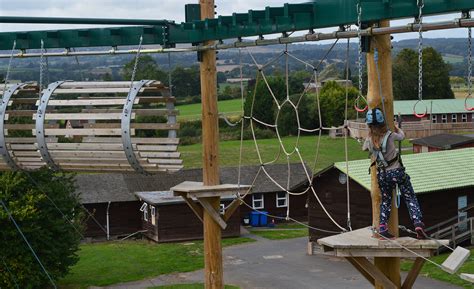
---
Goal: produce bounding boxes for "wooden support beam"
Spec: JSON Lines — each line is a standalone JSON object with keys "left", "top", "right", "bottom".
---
{"left": 223, "top": 198, "right": 242, "bottom": 222}
{"left": 351, "top": 257, "right": 397, "bottom": 289}
{"left": 346, "top": 257, "right": 375, "bottom": 286}
{"left": 367, "top": 20, "right": 401, "bottom": 289}
{"left": 198, "top": 197, "right": 227, "bottom": 230}
{"left": 401, "top": 258, "right": 425, "bottom": 289}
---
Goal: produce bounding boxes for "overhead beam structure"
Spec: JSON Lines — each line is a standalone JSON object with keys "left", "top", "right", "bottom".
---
{"left": 0, "top": 0, "right": 473, "bottom": 50}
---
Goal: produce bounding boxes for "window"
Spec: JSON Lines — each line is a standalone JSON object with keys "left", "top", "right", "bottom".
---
{"left": 252, "top": 193, "right": 264, "bottom": 209}
{"left": 462, "top": 114, "right": 468, "bottom": 123}
{"left": 452, "top": 114, "right": 457, "bottom": 123}
{"left": 441, "top": 114, "right": 447, "bottom": 123}
{"left": 150, "top": 206, "right": 156, "bottom": 225}
{"left": 139, "top": 203, "right": 148, "bottom": 221}
{"left": 276, "top": 192, "right": 288, "bottom": 208}
{"left": 220, "top": 204, "right": 226, "bottom": 215}
{"left": 431, "top": 114, "right": 437, "bottom": 123}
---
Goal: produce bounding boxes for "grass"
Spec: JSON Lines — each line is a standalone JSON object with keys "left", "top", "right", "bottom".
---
{"left": 401, "top": 249, "right": 474, "bottom": 289}
{"left": 180, "top": 135, "right": 370, "bottom": 170}
{"left": 149, "top": 284, "right": 239, "bottom": 289}
{"left": 59, "top": 237, "right": 255, "bottom": 289}
{"left": 273, "top": 222, "right": 307, "bottom": 229}
{"left": 249, "top": 229, "right": 308, "bottom": 240}
{"left": 177, "top": 99, "right": 243, "bottom": 120}
{"left": 443, "top": 54, "right": 464, "bottom": 64}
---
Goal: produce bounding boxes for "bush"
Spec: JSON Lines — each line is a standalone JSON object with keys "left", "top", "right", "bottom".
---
{"left": 0, "top": 169, "right": 84, "bottom": 288}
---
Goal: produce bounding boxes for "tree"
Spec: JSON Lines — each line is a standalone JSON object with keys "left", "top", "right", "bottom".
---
{"left": 0, "top": 169, "right": 84, "bottom": 288}
{"left": 171, "top": 66, "right": 201, "bottom": 98}
{"left": 319, "top": 81, "right": 358, "bottom": 127}
{"left": 121, "top": 55, "right": 167, "bottom": 82}
{"left": 393, "top": 48, "right": 454, "bottom": 100}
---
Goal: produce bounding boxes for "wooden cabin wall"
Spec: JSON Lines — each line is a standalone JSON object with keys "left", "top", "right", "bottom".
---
{"left": 83, "top": 201, "right": 142, "bottom": 238}
{"left": 240, "top": 192, "right": 308, "bottom": 222}
{"left": 153, "top": 201, "right": 241, "bottom": 243}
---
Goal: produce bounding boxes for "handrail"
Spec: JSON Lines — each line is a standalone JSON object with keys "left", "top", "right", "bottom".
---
{"left": 429, "top": 217, "right": 473, "bottom": 243}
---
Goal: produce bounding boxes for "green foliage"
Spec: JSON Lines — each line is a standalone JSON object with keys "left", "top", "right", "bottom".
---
{"left": 122, "top": 55, "right": 167, "bottom": 82}
{"left": 0, "top": 169, "right": 84, "bottom": 289}
{"left": 277, "top": 94, "right": 319, "bottom": 136}
{"left": 393, "top": 47, "right": 454, "bottom": 100}
{"left": 318, "top": 81, "right": 357, "bottom": 127}
{"left": 149, "top": 284, "right": 240, "bottom": 289}
{"left": 171, "top": 66, "right": 201, "bottom": 99}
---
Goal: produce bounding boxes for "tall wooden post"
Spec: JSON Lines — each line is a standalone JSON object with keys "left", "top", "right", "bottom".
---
{"left": 366, "top": 20, "right": 401, "bottom": 288}
{"left": 199, "top": 1, "right": 223, "bottom": 289}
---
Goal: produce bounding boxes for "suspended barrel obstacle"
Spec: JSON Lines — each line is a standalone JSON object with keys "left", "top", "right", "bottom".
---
{"left": 0, "top": 80, "right": 182, "bottom": 173}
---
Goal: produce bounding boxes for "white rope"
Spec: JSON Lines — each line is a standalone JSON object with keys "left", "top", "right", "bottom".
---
{"left": 344, "top": 37, "right": 352, "bottom": 231}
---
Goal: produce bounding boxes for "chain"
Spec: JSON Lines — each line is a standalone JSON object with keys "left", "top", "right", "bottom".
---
{"left": 129, "top": 35, "right": 144, "bottom": 86}
{"left": 357, "top": 3, "right": 363, "bottom": 96}
{"left": 417, "top": 0, "right": 424, "bottom": 101}
{"left": 39, "top": 39, "right": 45, "bottom": 91}
{"left": 468, "top": 27, "right": 472, "bottom": 97}
{"left": 2, "top": 40, "right": 16, "bottom": 96}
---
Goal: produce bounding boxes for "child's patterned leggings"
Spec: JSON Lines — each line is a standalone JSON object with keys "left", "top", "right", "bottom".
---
{"left": 377, "top": 168, "right": 423, "bottom": 228}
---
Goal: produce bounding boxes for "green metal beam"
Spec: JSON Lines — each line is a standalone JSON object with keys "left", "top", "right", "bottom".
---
{"left": 0, "top": 16, "right": 171, "bottom": 26}
{"left": 0, "top": 0, "right": 473, "bottom": 50}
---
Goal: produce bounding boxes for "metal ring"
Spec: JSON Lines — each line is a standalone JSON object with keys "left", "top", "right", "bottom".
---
{"left": 35, "top": 81, "right": 65, "bottom": 171}
{"left": 121, "top": 80, "right": 150, "bottom": 174}
{"left": 354, "top": 93, "right": 368, "bottom": 113}
{"left": 413, "top": 100, "right": 428, "bottom": 118}
{"left": 0, "top": 83, "right": 24, "bottom": 170}
{"left": 465, "top": 96, "right": 474, "bottom": 112}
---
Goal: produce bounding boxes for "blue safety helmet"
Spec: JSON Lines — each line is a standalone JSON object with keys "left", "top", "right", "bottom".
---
{"left": 366, "top": 108, "right": 385, "bottom": 125}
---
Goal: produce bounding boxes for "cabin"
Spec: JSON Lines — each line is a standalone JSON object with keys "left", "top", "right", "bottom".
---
{"left": 134, "top": 191, "right": 240, "bottom": 242}
{"left": 348, "top": 99, "right": 474, "bottom": 139}
{"left": 411, "top": 133, "right": 474, "bottom": 153}
{"left": 308, "top": 148, "right": 474, "bottom": 245}
{"left": 75, "top": 163, "right": 310, "bottom": 239}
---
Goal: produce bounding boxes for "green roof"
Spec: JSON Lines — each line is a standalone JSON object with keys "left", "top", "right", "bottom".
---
{"left": 394, "top": 99, "right": 471, "bottom": 115}
{"left": 334, "top": 148, "right": 474, "bottom": 194}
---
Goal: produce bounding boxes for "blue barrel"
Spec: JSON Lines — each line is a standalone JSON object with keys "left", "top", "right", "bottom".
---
{"left": 250, "top": 211, "right": 260, "bottom": 227}
{"left": 259, "top": 211, "right": 268, "bottom": 226}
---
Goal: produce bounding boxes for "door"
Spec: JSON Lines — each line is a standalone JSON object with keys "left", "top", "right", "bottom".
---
{"left": 458, "top": 196, "right": 468, "bottom": 232}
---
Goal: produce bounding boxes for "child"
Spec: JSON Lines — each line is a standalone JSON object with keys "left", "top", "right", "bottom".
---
{"left": 363, "top": 108, "right": 426, "bottom": 240}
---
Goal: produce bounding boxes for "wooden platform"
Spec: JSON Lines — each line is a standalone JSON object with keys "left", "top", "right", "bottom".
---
{"left": 318, "top": 227, "right": 448, "bottom": 258}
{"left": 171, "top": 181, "right": 251, "bottom": 198}
{"left": 315, "top": 227, "right": 450, "bottom": 289}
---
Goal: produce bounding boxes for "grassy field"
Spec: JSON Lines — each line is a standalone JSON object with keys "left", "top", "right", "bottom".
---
{"left": 180, "top": 135, "right": 370, "bottom": 170}
{"left": 443, "top": 54, "right": 464, "bottom": 64}
{"left": 401, "top": 249, "right": 474, "bottom": 289}
{"left": 149, "top": 284, "right": 239, "bottom": 289}
{"left": 177, "top": 98, "right": 243, "bottom": 120}
{"left": 59, "top": 237, "right": 254, "bottom": 289}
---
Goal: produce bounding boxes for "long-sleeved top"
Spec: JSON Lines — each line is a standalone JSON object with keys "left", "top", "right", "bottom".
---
{"left": 363, "top": 128, "right": 405, "bottom": 171}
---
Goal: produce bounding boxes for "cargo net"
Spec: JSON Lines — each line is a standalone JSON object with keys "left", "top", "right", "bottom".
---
{"left": 232, "top": 45, "right": 350, "bottom": 233}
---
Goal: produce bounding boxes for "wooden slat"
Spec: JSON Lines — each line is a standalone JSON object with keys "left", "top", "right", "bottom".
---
{"left": 12, "top": 151, "right": 41, "bottom": 157}
{"left": 5, "top": 110, "right": 39, "bottom": 117}
{"left": 350, "top": 257, "right": 397, "bottom": 289}
{"left": 147, "top": 159, "right": 183, "bottom": 165}
{"left": 33, "top": 113, "right": 135, "bottom": 120}
{"left": 80, "top": 108, "right": 179, "bottom": 116}
{"left": 136, "top": 145, "right": 178, "bottom": 152}
{"left": 15, "top": 157, "right": 43, "bottom": 162}
{"left": 49, "top": 150, "right": 127, "bottom": 158}
{"left": 9, "top": 144, "right": 37, "bottom": 150}
{"left": 345, "top": 257, "right": 375, "bottom": 286}
{"left": 81, "top": 123, "right": 179, "bottom": 130}
{"left": 58, "top": 163, "right": 158, "bottom": 169}
{"left": 156, "top": 164, "right": 183, "bottom": 170}
{"left": 82, "top": 137, "right": 179, "bottom": 145}
{"left": 41, "top": 128, "right": 135, "bottom": 136}
{"left": 36, "top": 98, "right": 138, "bottom": 106}
{"left": 45, "top": 143, "right": 135, "bottom": 151}
{"left": 58, "top": 81, "right": 165, "bottom": 89}
{"left": 5, "top": 137, "right": 38, "bottom": 143}
{"left": 139, "top": 152, "right": 181, "bottom": 158}
{"left": 52, "top": 157, "right": 147, "bottom": 164}
{"left": 6, "top": 123, "right": 58, "bottom": 130}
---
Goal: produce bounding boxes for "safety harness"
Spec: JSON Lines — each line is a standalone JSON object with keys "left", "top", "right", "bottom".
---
{"left": 368, "top": 130, "right": 404, "bottom": 174}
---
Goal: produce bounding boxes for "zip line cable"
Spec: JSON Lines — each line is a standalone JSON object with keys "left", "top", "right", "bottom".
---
{"left": 0, "top": 200, "right": 57, "bottom": 289}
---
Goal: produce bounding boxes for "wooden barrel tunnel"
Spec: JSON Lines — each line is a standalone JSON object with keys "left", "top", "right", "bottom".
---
{"left": 0, "top": 80, "right": 182, "bottom": 173}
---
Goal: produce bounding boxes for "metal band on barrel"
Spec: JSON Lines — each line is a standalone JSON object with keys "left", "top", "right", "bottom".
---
{"left": 35, "top": 81, "right": 65, "bottom": 170}
{"left": 0, "top": 83, "right": 24, "bottom": 170}
{"left": 121, "top": 80, "right": 149, "bottom": 174}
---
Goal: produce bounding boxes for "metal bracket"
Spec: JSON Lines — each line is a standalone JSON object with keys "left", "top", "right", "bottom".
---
{"left": 35, "top": 80, "right": 65, "bottom": 171}
{"left": 121, "top": 79, "right": 150, "bottom": 174}
{"left": 0, "top": 83, "right": 24, "bottom": 170}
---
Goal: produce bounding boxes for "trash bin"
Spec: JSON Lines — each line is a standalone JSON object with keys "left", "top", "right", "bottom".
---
{"left": 259, "top": 211, "right": 268, "bottom": 226}
{"left": 250, "top": 211, "right": 260, "bottom": 227}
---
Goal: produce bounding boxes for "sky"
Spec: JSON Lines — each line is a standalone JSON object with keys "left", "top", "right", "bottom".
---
{"left": 0, "top": 0, "right": 469, "bottom": 43}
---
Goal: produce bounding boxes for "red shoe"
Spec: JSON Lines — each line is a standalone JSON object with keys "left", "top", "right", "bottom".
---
{"left": 415, "top": 223, "right": 427, "bottom": 240}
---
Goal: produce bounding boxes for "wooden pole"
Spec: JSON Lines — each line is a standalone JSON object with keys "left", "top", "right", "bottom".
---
{"left": 366, "top": 20, "right": 401, "bottom": 289}
{"left": 199, "top": 1, "right": 223, "bottom": 289}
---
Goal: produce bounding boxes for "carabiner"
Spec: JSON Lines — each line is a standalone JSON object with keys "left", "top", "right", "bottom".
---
{"left": 413, "top": 100, "right": 428, "bottom": 118}
{"left": 354, "top": 93, "right": 368, "bottom": 113}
